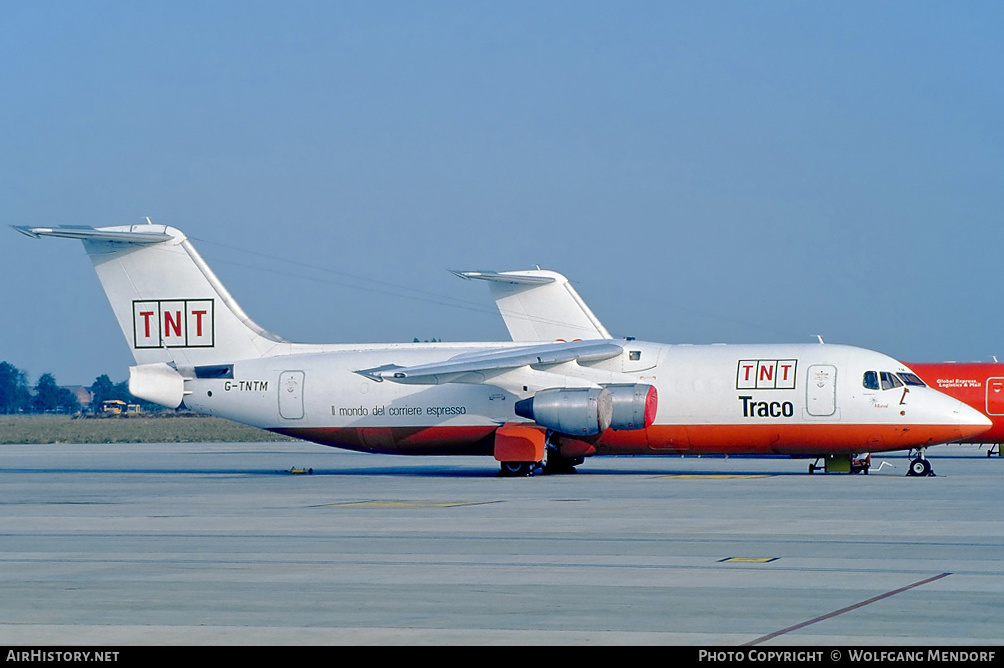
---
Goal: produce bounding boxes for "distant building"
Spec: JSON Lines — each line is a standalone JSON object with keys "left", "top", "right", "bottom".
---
{"left": 63, "top": 386, "right": 94, "bottom": 411}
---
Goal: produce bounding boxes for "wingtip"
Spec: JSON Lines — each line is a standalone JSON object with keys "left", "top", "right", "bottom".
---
{"left": 11, "top": 225, "right": 42, "bottom": 239}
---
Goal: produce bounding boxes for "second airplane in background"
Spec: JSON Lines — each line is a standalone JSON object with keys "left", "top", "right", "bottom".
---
{"left": 903, "top": 361, "right": 1004, "bottom": 458}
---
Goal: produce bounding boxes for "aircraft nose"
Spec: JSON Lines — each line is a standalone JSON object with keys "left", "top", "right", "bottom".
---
{"left": 955, "top": 402, "right": 993, "bottom": 440}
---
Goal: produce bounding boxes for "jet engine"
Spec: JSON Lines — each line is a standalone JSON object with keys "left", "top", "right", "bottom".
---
{"left": 605, "top": 383, "right": 658, "bottom": 430}
{"left": 514, "top": 387, "right": 612, "bottom": 436}
{"left": 513, "top": 384, "right": 658, "bottom": 436}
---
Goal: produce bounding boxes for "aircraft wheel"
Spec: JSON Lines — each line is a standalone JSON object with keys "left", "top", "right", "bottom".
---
{"left": 543, "top": 453, "right": 582, "bottom": 475}
{"left": 499, "top": 461, "right": 534, "bottom": 477}
{"left": 908, "top": 458, "right": 932, "bottom": 477}
{"left": 543, "top": 459, "right": 579, "bottom": 475}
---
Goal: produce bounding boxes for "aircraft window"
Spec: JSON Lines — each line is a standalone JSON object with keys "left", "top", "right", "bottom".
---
{"left": 880, "top": 371, "right": 903, "bottom": 390}
{"left": 629, "top": 351, "right": 641, "bottom": 361}
{"left": 898, "top": 373, "right": 927, "bottom": 387}
{"left": 863, "top": 371, "right": 879, "bottom": 390}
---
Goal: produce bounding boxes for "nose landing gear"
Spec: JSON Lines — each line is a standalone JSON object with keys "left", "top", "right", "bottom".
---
{"left": 906, "top": 448, "right": 936, "bottom": 477}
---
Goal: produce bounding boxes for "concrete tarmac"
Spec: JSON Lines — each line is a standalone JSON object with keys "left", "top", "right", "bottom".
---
{"left": 0, "top": 441, "right": 1002, "bottom": 646}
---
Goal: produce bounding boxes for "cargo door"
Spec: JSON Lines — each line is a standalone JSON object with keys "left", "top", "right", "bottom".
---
{"left": 279, "top": 371, "right": 304, "bottom": 419}
{"left": 806, "top": 365, "right": 837, "bottom": 417}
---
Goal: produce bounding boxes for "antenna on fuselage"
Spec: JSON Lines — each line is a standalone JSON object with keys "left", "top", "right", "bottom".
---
{"left": 815, "top": 335, "right": 825, "bottom": 344}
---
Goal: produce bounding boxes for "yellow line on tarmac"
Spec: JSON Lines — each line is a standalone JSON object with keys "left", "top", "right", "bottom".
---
{"left": 659, "top": 474, "right": 771, "bottom": 479}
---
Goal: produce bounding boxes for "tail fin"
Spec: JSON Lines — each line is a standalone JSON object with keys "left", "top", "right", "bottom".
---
{"left": 452, "top": 269, "right": 611, "bottom": 342}
{"left": 14, "top": 223, "right": 285, "bottom": 368}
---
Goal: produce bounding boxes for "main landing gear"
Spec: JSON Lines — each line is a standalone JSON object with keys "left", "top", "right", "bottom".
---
{"left": 499, "top": 456, "right": 585, "bottom": 477}
{"left": 499, "top": 460, "right": 538, "bottom": 477}
{"left": 497, "top": 432, "right": 584, "bottom": 477}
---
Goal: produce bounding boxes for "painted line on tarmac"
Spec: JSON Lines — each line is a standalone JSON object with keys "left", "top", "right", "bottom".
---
{"left": 659, "top": 474, "right": 772, "bottom": 479}
{"left": 316, "top": 500, "right": 502, "bottom": 508}
{"left": 743, "top": 572, "right": 953, "bottom": 646}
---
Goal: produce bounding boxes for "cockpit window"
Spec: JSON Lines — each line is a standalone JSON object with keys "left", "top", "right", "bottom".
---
{"left": 880, "top": 371, "right": 903, "bottom": 390}
{"left": 898, "top": 373, "right": 927, "bottom": 387}
{"left": 864, "top": 370, "right": 923, "bottom": 390}
{"left": 863, "top": 371, "right": 879, "bottom": 390}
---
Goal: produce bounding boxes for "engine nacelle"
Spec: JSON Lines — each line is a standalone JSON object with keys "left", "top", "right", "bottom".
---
{"left": 605, "top": 384, "right": 658, "bottom": 430}
{"left": 514, "top": 387, "right": 612, "bottom": 436}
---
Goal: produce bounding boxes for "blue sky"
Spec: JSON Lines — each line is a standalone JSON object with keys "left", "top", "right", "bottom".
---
{"left": 3, "top": 1, "right": 1003, "bottom": 385}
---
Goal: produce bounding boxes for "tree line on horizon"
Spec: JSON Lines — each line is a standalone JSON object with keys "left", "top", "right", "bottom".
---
{"left": 0, "top": 361, "right": 157, "bottom": 415}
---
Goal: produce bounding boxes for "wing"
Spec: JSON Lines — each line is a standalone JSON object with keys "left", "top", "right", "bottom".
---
{"left": 356, "top": 339, "right": 624, "bottom": 387}
{"left": 357, "top": 339, "right": 660, "bottom": 434}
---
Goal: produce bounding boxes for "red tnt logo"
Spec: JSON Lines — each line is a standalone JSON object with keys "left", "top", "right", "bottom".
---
{"left": 133, "top": 299, "right": 214, "bottom": 348}
{"left": 737, "top": 359, "right": 797, "bottom": 390}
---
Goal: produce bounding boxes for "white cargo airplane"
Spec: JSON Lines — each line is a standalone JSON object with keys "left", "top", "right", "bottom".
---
{"left": 14, "top": 223, "right": 991, "bottom": 476}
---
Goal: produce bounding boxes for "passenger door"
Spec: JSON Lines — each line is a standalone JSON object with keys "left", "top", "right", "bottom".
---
{"left": 279, "top": 371, "right": 304, "bottom": 419}
{"left": 806, "top": 365, "right": 837, "bottom": 417}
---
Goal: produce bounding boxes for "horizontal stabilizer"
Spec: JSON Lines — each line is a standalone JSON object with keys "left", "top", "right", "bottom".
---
{"left": 451, "top": 270, "right": 555, "bottom": 285}
{"left": 12, "top": 225, "right": 173, "bottom": 244}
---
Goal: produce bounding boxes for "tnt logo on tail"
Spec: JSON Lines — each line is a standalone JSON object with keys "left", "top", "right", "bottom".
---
{"left": 133, "top": 299, "right": 215, "bottom": 348}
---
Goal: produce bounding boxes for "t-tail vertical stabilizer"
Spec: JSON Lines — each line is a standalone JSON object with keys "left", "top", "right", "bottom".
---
{"left": 13, "top": 223, "right": 287, "bottom": 407}
{"left": 453, "top": 269, "right": 611, "bottom": 342}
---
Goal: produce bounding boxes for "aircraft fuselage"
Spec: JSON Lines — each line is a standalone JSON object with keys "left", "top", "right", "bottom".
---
{"left": 17, "top": 223, "right": 991, "bottom": 474}
{"left": 181, "top": 341, "right": 983, "bottom": 458}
